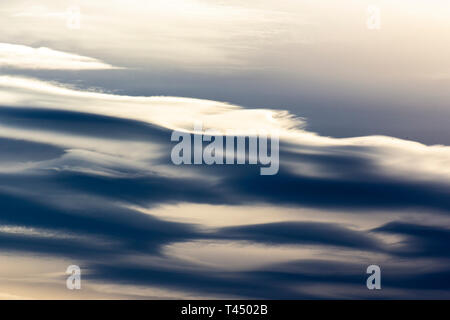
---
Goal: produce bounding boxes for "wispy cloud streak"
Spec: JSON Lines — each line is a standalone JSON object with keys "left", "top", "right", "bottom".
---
{"left": 0, "top": 43, "right": 119, "bottom": 70}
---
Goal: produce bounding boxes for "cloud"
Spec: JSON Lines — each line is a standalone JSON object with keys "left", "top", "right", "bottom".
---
{"left": 374, "top": 222, "right": 450, "bottom": 258}
{"left": 0, "top": 76, "right": 450, "bottom": 298}
{"left": 1, "top": 1, "right": 450, "bottom": 300}
{"left": 0, "top": 43, "right": 119, "bottom": 70}
{"left": 0, "top": 75, "right": 298, "bottom": 133}
{"left": 216, "top": 222, "right": 383, "bottom": 249}
{"left": 2, "top": 75, "right": 450, "bottom": 183}
{"left": 0, "top": 76, "right": 449, "bottom": 215}
{"left": 1, "top": 0, "right": 302, "bottom": 70}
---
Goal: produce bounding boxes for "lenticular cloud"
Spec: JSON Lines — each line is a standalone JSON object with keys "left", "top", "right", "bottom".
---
{"left": 0, "top": 43, "right": 119, "bottom": 70}
{"left": 1, "top": 76, "right": 450, "bottom": 299}
{"left": 0, "top": 75, "right": 449, "bottom": 182}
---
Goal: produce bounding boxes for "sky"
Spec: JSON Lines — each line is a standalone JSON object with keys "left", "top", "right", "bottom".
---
{"left": 0, "top": 0, "right": 449, "bottom": 299}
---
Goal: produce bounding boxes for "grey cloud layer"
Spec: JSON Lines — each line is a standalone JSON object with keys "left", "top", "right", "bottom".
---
{"left": 0, "top": 76, "right": 449, "bottom": 298}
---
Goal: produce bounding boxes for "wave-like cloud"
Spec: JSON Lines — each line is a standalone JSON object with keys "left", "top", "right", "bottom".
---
{"left": 0, "top": 76, "right": 450, "bottom": 299}
{"left": 0, "top": 75, "right": 449, "bottom": 182}
{"left": 0, "top": 43, "right": 119, "bottom": 70}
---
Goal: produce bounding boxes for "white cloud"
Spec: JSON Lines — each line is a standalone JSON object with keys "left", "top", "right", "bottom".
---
{"left": 0, "top": 43, "right": 119, "bottom": 70}
{"left": 0, "top": 75, "right": 298, "bottom": 134}
{"left": 0, "top": 0, "right": 302, "bottom": 70}
{"left": 0, "top": 75, "right": 449, "bottom": 183}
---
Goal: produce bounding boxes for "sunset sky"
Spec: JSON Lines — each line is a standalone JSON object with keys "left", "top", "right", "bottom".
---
{"left": 0, "top": 0, "right": 449, "bottom": 299}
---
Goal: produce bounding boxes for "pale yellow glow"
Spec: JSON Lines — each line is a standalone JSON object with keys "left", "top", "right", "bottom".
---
{"left": 162, "top": 240, "right": 392, "bottom": 271}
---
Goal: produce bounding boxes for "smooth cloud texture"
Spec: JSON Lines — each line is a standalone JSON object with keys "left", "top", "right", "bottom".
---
{"left": 0, "top": 43, "right": 119, "bottom": 70}
{"left": 1, "top": 0, "right": 450, "bottom": 300}
{"left": 0, "top": 75, "right": 449, "bottom": 182}
{"left": 0, "top": 76, "right": 449, "bottom": 299}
